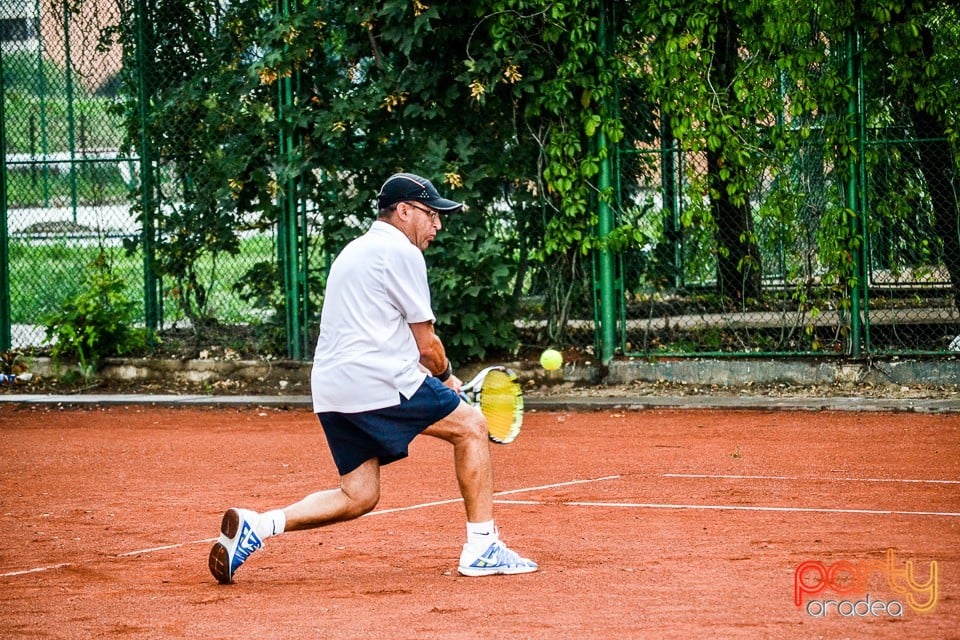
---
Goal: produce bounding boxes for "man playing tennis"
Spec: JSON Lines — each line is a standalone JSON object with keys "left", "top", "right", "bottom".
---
{"left": 208, "top": 172, "right": 538, "bottom": 583}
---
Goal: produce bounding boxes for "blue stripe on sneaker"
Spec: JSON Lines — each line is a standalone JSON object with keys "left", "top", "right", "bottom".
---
{"left": 231, "top": 520, "right": 263, "bottom": 572}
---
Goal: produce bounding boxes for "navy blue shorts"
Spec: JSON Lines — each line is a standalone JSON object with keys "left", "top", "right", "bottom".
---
{"left": 317, "top": 376, "right": 462, "bottom": 476}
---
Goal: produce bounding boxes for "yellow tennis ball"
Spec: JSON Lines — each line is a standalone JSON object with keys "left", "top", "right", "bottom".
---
{"left": 540, "top": 348, "right": 563, "bottom": 371}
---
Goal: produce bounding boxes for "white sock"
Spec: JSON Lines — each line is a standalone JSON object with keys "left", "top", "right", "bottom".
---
{"left": 466, "top": 520, "right": 496, "bottom": 547}
{"left": 256, "top": 509, "right": 286, "bottom": 540}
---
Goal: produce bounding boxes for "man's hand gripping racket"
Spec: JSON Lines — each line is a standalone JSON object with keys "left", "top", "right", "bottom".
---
{"left": 458, "top": 366, "right": 524, "bottom": 444}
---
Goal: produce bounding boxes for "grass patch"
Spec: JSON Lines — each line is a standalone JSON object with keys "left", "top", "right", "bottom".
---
{"left": 7, "top": 234, "right": 277, "bottom": 327}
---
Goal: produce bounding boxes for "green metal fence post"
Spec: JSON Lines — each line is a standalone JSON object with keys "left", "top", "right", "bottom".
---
{"left": 277, "top": 0, "right": 305, "bottom": 360}
{"left": 34, "top": 0, "right": 51, "bottom": 207}
{"left": 845, "top": 24, "right": 863, "bottom": 357}
{"left": 596, "top": 0, "right": 617, "bottom": 365}
{"left": 135, "top": 0, "right": 158, "bottom": 338}
{"left": 298, "top": 176, "right": 310, "bottom": 357}
{"left": 609, "top": 2, "right": 628, "bottom": 355}
{"left": 62, "top": 0, "right": 79, "bottom": 221}
{"left": 659, "top": 118, "right": 681, "bottom": 289}
{"left": 855, "top": 22, "right": 871, "bottom": 354}
{"left": 0, "top": 46, "right": 10, "bottom": 351}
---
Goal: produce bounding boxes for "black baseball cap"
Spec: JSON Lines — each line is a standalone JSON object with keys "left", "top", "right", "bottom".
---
{"left": 377, "top": 172, "right": 463, "bottom": 212}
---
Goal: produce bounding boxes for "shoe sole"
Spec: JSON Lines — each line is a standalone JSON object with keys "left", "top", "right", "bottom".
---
{"left": 457, "top": 564, "right": 538, "bottom": 577}
{"left": 208, "top": 509, "right": 241, "bottom": 584}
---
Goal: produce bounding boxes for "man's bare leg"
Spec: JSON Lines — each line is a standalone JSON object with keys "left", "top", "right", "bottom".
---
{"left": 281, "top": 457, "right": 382, "bottom": 529}
{"left": 421, "top": 401, "right": 493, "bottom": 522}
{"left": 422, "top": 401, "right": 538, "bottom": 576}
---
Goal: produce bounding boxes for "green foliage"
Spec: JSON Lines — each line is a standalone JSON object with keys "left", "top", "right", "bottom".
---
{"left": 428, "top": 210, "right": 519, "bottom": 364}
{"left": 42, "top": 252, "right": 149, "bottom": 374}
{"left": 476, "top": 0, "right": 613, "bottom": 258}
{"left": 107, "top": 0, "right": 283, "bottom": 331}
{"left": 124, "top": 0, "right": 585, "bottom": 357}
{"left": 94, "top": 0, "right": 960, "bottom": 358}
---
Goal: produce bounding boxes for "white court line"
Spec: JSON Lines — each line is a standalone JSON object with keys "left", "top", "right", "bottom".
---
{"left": 2, "top": 563, "right": 73, "bottom": 577}
{"left": 494, "top": 475, "right": 622, "bottom": 496}
{"left": 663, "top": 473, "right": 960, "bottom": 485}
{"left": 117, "top": 541, "right": 216, "bottom": 557}
{"left": 362, "top": 497, "right": 463, "bottom": 516}
{"left": 1, "top": 541, "right": 220, "bottom": 578}
{"left": 363, "top": 475, "right": 621, "bottom": 517}
{"left": 0, "top": 475, "right": 620, "bottom": 578}
{"left": 564, "top": 501, "right": 960, "bottom": 518}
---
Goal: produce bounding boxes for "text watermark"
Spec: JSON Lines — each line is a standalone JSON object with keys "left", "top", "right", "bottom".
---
{"left": 794, "top": 549, "right": 938, "bottom": 617}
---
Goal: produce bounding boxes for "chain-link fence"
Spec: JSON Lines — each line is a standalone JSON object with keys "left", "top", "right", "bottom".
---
{"left": 2, "top": 1, "right": 958, "bottom": 363}
{"left": 862, "top": 132, "right": 960, "bottom": 354}
{"left": 1, "top": 0, "right": 280, "bottom": 358}
{"left": 615, "top": 135, "right": 873, "bottom": 357}
{"left": 3, "top": 0, "right": 136, "bottom": 348}
{"left": 612, "top": 26, "right": 960, "bottom": 358}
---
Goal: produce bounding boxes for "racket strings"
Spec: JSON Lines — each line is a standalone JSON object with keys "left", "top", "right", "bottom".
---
{"left": 478, "top": 371, "right": 523, "bottom": 444}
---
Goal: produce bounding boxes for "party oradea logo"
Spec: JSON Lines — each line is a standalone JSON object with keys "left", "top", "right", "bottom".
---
{"left": 794, "top": 549, "right": 938, "bottom": 618}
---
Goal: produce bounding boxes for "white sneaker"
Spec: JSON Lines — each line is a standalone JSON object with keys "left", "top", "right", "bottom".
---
{"left": 458, "top": 538, "right": 538, "bottom": 576}
{"left": 208, "top": 508, "right": 263, "bottom": 584}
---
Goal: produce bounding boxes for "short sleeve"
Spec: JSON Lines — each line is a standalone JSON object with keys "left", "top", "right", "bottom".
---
{"left": 384, "top": 244, "right": 435, "bottom": 325}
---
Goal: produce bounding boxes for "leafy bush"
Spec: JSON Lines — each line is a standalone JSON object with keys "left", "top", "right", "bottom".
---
{"left": 43, "top": 253, "right": 149, "bottom": 374}
{"left": 428, "top": 210, "right": 518, "bottom": 364}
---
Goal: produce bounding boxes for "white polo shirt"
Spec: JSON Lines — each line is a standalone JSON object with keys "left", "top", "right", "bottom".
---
{"left": 311, "top": 221, "right": 435, "bottom": 413}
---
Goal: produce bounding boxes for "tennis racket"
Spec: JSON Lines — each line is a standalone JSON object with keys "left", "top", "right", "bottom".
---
{"left": 459, "top": 366, "right": 524, "bottom": 444}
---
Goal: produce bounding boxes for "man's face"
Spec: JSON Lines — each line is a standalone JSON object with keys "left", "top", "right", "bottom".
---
{"left": 398, "top": 201, "right": 442, "bottom": 251}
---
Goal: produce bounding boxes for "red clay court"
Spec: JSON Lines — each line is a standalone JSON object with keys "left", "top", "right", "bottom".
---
{"left": 1, "top": 402, "right": 958, "bottom": 639}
